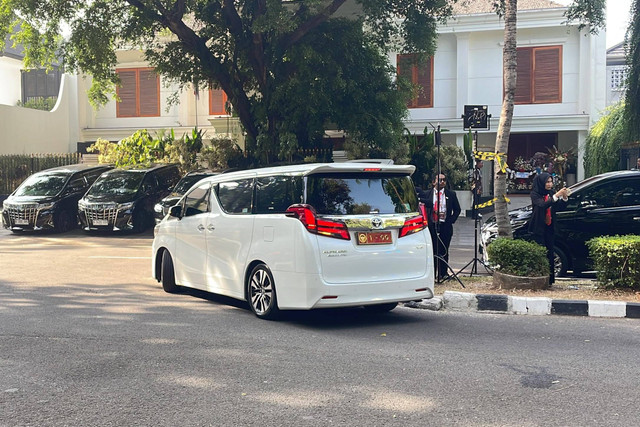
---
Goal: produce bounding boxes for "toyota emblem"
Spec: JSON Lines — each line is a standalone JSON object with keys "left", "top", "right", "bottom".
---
{"left": 371, "top": 217, "right": 383, "bottom": 229}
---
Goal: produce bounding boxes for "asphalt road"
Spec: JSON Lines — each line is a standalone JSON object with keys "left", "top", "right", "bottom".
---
{"left": 1, "top": 228, "right": 639, "bottom": 426}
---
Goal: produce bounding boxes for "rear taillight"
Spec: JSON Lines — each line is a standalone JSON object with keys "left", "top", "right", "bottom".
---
{"left": 399, "top": 215, "right": 426, "bottom": 238}
{"left": 286, "top": 204, "right": 350, "bottom": 240}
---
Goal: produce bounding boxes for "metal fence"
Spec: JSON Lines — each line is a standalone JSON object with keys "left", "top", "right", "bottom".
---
{"left": 0, "top": 153, "right": 81, "bottom": 195}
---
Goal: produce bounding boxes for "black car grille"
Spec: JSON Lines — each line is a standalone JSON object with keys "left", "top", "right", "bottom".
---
{"left": 82, "top": 203, "right": 118, "bottom": 224}
{"left": 3, "top": 203, "right": 38, "bottom": 225}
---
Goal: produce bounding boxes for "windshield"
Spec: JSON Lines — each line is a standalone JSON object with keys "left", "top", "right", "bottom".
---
{"left": 14, "top": 172, "right": 71, "bottom": 197}
{"left": 87, "top": 171, "right": 144, "bottom": 197}
{"left": 173, "top": 174, "right": 212, "bottom": 195}
{"left": 306, "top": 173, "right": 419, "bottom": 215}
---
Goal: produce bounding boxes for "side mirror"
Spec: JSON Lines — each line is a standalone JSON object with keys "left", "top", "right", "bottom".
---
{"left": 169, "top": 205, "right": 183, "bottom": 218}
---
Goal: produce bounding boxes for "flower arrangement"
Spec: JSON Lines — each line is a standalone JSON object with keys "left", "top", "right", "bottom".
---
{"left": 513, "top": 156, "right": 533, "bottom": 171}
{"left": 547, "top": 145, "right": 575, "bottom": 180}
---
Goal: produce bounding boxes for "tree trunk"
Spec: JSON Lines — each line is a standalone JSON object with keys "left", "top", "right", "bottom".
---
{"left": 493, "top": 0, "right": 517, "bottom": 239}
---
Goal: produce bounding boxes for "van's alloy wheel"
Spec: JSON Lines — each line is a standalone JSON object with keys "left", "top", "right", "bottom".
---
{"left": 248, "top": 264, "right": 279, "bottom": 320}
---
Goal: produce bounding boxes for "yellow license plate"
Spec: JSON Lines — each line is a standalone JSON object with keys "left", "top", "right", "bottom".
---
{"left": 356, "top": 231, "right": 392, "bottom": 245}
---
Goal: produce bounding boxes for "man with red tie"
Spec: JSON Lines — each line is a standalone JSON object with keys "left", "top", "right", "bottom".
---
{"left": 419, "top": 173, "right": 461, "bottom": 282}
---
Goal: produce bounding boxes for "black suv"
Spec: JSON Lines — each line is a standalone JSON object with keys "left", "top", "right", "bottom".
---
{"left": 78, "top": 164, "right": 181, "bottom": 232}
{"left": 153, "top": 169, "right": 218, "bottom": 223}
{"left": 481, "top": 170, "right": 640, "bottom": 276}
{"left": 2, "top": 164, "right": 113, "bottom": 233}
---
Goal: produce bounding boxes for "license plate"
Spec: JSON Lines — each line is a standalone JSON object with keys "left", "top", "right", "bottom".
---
{"left": 356, "top": 231, "right": 392, "bottom": 245}
{"left": 92, "top": 219, "right": 108, "bottom": 226}
{"left": 15, "top": 218, "right": 29, "bottom": 225}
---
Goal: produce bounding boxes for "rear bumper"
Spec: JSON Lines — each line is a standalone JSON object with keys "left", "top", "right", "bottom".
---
{"left": 273, "top": 270, "right": 435, "bottom": 310}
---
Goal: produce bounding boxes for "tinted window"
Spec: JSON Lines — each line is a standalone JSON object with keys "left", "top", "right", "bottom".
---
{"left": 306, "top": 173, "right": 419, "bottom": 215}
{"left": 173, "top": 174, "right": 213, "bottom": 194}
{"left": 67, "top": 175, "right": 87, "bottom": 192}
{"left": 88, "top": 171, "right": 144, "bottom": 196}
{"left": 216, "top": 179, "right": 253, "bottom": 214}
{"left": 183, "top": 183, "right": 210, "bottom": 217}
{"left": 14, "top": 172, "right": 70, "bottom": 196}
{"left": 156, "top": 166, "right": 181, "bottom": 189}
{"left": 582, "top": 178, "right": 640, "bottom": 208}
{"left": 255, "top": 176, "right": 304, "bottom": 214}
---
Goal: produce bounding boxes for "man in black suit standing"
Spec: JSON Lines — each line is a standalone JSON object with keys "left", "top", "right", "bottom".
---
{"left": 420, "top": 173, "right": 461, "bottom": 281}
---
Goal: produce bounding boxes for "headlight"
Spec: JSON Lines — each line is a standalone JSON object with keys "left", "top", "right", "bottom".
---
{"left": 78, "top": 200, "right": 88, "bottom": 209}
{"left": 117, "top": 201, "right": 135, "bottom": 210}
{"left": 154, "top": 203, "right": 164, "bottom": 214}
{"left": 37, "top": 202, "right": 55, "bottom": 210}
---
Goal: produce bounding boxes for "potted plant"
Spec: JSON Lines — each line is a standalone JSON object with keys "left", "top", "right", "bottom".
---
{"left": 486, "top": 238, "right": 550, "bottom": 289}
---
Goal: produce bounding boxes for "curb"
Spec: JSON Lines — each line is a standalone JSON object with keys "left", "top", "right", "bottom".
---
{"left": 404, "top": 291, "right": 640, "bottom": 319}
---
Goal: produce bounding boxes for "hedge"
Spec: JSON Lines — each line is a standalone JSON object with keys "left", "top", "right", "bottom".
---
{"left": 587, "top": 235, "right": 640, "bottom": 290}
{"left": 486, "top": 237, "right": 550, "bottom": 277}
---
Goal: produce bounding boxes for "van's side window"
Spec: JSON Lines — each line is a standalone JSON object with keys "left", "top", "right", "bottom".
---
{"left": 183, "top": 183, "right": 210, "bottom": 217}
{"left": 216, "top": 179, "right": 253, "bottom": 214}
{"left": 255, "top": 176, "right": 304, "bottom": 214}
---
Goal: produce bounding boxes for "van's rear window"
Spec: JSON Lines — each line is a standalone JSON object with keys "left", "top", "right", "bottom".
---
{"left": 306, "top": 173, "right": 418, "bottom": 215}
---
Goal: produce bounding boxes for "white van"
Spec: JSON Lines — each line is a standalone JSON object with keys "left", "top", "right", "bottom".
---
{"left": 151, "top": 162, "right": 434, "bottom": 319}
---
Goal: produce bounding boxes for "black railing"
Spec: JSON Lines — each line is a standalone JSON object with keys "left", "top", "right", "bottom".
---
{"left": 0, "top": 153, "right": 81, "bottom": 195}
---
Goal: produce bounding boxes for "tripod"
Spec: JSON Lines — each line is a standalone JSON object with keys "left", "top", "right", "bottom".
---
{"left": 456, "top": 194, "right": 493, "bottom": 276}
{"left": 430, "top": 124, "right": 465, "bottom": 288}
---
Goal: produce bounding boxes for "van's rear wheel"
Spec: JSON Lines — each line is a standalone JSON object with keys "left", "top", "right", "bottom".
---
{"left": 363, "top": 302, "right": 398, "bottom": 313}
{"left": 247, "top": 264, "right": 279, "bottom": 320}
{"left": 554, "top": 248, "right": 568, "bottom": 277}
{"left": 161, "top": 250, "right": 180, "bottom": 293}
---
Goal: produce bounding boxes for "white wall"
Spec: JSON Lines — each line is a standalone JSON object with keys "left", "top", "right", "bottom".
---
{"left": 0, "top": 74, "right": 79, "bottom": 154}
{"left": 0, "top": 56, "right": 23, "bottom": 106}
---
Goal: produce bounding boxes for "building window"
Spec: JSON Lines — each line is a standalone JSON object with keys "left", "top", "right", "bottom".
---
{"left": 610, "top": 67, "right": 628, "bottom": 91}
{"left": 209, "top": 88, "right": 228, "bottom": 115}
{"left": 116, "top": 68, "right": 160, "bottom": 117}
{"left": 397, "top": 54, "right": 433, "bottom": 108}
{"left": 514, "top": 46, "right": 562, "bottom": 104}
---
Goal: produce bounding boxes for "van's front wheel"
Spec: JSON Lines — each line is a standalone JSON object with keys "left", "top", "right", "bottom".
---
{"left": 247, "top": 264, "right": 279, "bottom": 320}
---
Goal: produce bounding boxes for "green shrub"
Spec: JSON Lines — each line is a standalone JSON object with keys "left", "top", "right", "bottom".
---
{"left": 587, "top": 235, "right": 640, "bottom": 290}
{"left": 486, "top": 238, "right": 549, "bottom": 277}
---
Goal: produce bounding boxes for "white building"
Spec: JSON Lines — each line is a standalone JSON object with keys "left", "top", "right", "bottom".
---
{"left": 1, "top": 0, "right": 606, "bottom": 186}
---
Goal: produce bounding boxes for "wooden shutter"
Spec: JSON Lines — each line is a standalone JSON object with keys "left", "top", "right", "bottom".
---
{"left": 533, "top": 46, "right": 562, "bottom": 103}
{"left": 515, "top": 48, "right": 532, "bottom": 104}
{"left": 116, "top": 70, "right": 137, "bottom": 117}
{"left": 397, "top": 54, "right": 433, "bottom": 108}
{"left": 209, "top": 88, "right": 227, "bottom": 115}
{"left": 138, "top": 69, "right": 160, "bottom": 117}
{"left": 416, "top": 56, "right": 433, "bottom": 108}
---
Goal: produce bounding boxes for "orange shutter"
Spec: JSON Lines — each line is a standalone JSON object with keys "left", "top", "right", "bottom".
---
{"left": 533, "top": 46, "right": 562, "bottom": 103}
{"left": 209, "top": 89, "right": 227, "bottom": 115}
{"left": 515, "top": 48, "right": 532, "bottom": 104}
{"left": 138, "top": 69, "right": 160, "bottom": 116}
{"left": 416, "top": 56, "right": 433, "bottom": 108}
{"left": 397, "top": 54, "right": 433, "bottom": 108}
{"left": 117, "top": 70, "right": 137, "bottom": 117}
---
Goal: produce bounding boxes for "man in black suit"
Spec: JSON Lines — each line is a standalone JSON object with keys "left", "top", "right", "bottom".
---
{"left": 419, "top": 173, "right": 461, "bottom": 281}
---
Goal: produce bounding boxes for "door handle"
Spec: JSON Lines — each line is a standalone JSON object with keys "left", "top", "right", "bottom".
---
{"left": 207, "top": 224, "right": 215, "bottom": 231}
{"left": 197, "top": 224, "right": 205, "bottom": 231}
{"left": 633, "top": 217, "right": 640, "bottom": 221}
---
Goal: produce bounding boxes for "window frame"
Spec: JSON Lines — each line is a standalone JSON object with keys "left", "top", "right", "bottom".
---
{"left": 513, "top": 45, "right": 563, "bottom": 105}
{"left": 397, "top": 54, "right": 434, "bottom": 108}
{"left": 116, "top": 67, "right": 160, "bottom": 118}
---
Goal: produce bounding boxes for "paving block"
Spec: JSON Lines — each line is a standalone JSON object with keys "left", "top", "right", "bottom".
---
{"left": 588, "top": 300, "right": 627, "bottom": 318}
{"left": 443, "top": 291, "right": 477, "bottom": 311}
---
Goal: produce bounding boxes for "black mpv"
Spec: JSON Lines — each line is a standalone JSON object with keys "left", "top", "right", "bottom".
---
{"left": 2, "top": 164, "right": 113, "bottom": 233}
{"left": 153, "top": 169, "right": 218, "bottom": 223}
{"left": 481, "top": 170, "right": 640, "bottom": 276}
{"left": 78, "top": 164, "right": 180, "bottom": 232}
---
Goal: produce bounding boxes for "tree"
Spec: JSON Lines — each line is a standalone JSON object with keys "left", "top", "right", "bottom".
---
{"left": 624, "top": 0, "right": 640, "bottom": 142}
{"left": 491, "top": 0, "right": 606, "bottom": 239}
{"left": 0, "top": 0, "right": 453, "bottom": 164}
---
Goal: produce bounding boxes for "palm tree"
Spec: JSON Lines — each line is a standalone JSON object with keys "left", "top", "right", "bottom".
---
{"left": 493, "top": 0, "right": 517, "bottom": 239}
